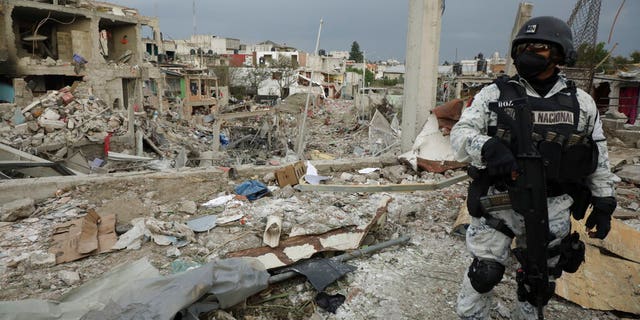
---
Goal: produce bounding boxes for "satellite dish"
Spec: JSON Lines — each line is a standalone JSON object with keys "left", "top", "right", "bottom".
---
{"left": 23, "top": 34, "right": 47, "bottom": 41}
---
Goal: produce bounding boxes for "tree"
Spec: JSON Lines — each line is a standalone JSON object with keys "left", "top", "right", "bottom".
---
{"left": 346, "top": 67, "right": 375, "bottom": 87}
{"left": 349, "top": 41, "right": 363, "bottom": 62}
{"left": 575, "top": 42, "right": 610, "bottom": 69}
{"left": 210, "top": 66, "right": 230, "bottom": 86}
{"left": 365, "top": 68, "right": 375, "bottom": 86}
{"left": 611, "top": 55, "right": 631, "bottom": 68}
{"left": 270, "top": 55, "right": 298, "bottom": 98}
{"left": 611, "top": 50, "right": 640, "bottom": 70}
{"left": 247, "top": 67, "right": 271, "bottom": 92}
{"left": 229, "top": 66, "right": 270, "bottom": 96}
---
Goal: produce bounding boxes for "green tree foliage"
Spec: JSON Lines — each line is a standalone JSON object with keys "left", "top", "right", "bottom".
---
{"left": 373, "top": 77, "right": 401, "bottom": 87}
{"left": 349, "top": 41, "right": 363, "bottom": 62}
{"left": 346, "top": 67, "right": 375, "bottom": 86}
{"left": 575, "top": 42, "right": 610, "bottom": 69}
{"left": 575, "top": 42, "right": 640, "bottom": 73}
{"left": 365, "top": 68, "right": 375, "bottom": 85}
{"left": 612, "top": 55, "right": 631, "bottom": 67}
{"left": 612, "top": 51, "right": 640, "bottom": 68}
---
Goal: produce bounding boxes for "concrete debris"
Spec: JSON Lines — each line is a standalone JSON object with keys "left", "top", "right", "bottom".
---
{"left": 227, "top": 195, "right": 391, "bottom": 269}
{"left": 28, "top": 251, "right": 57, "bottom": 268}
{"left": 113, "top": 217, "right": 195, "bottom": 251}
{"left": 178, "top": 200, "right": 198, "bottom": 214}
{"left": 58, "top": 270, "right": 81, "bottom": 285}
{"left": 380, "top": 164, "right": 408, "bottom": 183}
{"left": 1, "top": 84, "right": 127, "bottom": 154}
{"left": 0, "top": 152, "right": 635, "bottom": 319}
{"left": 0, "top": 198, "right": 35, "bottom": 222}
{"left": 186, "top": 215, "right": 218, "bottom": 233}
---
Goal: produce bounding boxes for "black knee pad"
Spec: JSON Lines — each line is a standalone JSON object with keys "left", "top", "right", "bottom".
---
{"left": 467, "top": 258, "right": 505, "bottom": 293}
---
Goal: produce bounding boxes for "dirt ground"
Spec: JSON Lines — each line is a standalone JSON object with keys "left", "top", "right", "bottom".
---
{"left": 1, "top": 98, "right": 638, "bottom": 320}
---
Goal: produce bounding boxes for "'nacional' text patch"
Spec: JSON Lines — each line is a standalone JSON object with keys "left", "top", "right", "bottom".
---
{"left": 532, "top": 110, "right": 574, "bottom": 125}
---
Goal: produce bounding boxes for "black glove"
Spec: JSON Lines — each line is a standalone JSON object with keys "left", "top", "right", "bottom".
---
{"left": 481, "top": 137, "right": 518, "bottom": 178}
{"left": 585, "top": 196, "right": 617, "bottom": 239}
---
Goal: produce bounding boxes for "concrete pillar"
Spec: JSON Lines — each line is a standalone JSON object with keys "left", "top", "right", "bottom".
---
{"left": 609, "top": 81, "right": 619, "bottom": 114}
{"left": 136, "top": 129, "right": 144, "bottom": 156}
{"left": 504, "top": 2, "right": 533, "bottom": 76}
{"left": 89, "top": 18, "right": 101, "bottom": 64}
{"left": 455, "top": 80, "right": 462, "bottom": 99}
{"left": 211, "top": 120, "right": 221, "bottom": 151}
{"left": 401, "top": 0, "right": 442, "bottom": 152}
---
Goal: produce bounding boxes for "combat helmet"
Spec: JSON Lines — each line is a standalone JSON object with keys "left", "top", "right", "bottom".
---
{"left": 510, "top": 16, "right": 577, "bottom": 66}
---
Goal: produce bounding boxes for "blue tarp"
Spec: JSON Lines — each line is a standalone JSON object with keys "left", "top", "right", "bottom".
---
{"left": 234, "top": 180, "right": 269, "bottom": 201}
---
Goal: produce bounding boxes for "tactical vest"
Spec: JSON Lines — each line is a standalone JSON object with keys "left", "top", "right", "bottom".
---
{"left": 487, "top": 76, "right": 598, "bottom": 191}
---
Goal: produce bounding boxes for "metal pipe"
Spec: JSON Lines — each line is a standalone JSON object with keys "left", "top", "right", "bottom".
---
{"left": 268, "top": 235, "right": 411, "bottom": 284}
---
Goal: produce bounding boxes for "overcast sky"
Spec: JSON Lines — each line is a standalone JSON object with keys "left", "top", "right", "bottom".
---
{"left": 110, "top": 0, "right": 638, "bottom": 63}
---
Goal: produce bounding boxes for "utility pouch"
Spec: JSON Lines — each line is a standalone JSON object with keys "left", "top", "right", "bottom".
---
{"left": 566, "top": 183, "right": 592, "bottom": 220}
{"left": 538, "top": 140, "right": 562, "bottom": 181}
{"left": 560, "top": 142, "right": 598, "bottom": 181}
{"left": 558, "top": 232, "right": 585, "bottom": 273}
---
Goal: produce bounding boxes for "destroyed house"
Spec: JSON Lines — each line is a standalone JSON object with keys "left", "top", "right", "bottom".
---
{"left": 293, "top": 55, "right": 345, "bottom": 99}
{"left": 181, "top": 70, "right": 219, "bottom": 122}
{"left": 0, "top": 0, "right": 164, "bottom": 147}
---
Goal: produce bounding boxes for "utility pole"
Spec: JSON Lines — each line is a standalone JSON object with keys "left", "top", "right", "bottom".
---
{"left": 401, "top": 0, "right": 442, "bottom": 152}
{"left": 295, "top": 18, "right": 323, "bottom": 159}
{"left": 192, "top": 0, "right": 196, "bottom": 37}
{"left": 361, "top": 50, "right": 366, "bottom": 117}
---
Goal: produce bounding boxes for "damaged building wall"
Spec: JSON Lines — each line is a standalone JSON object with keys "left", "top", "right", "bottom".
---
{"left": 0, "top": 1, "right": 18, "bottom": 75}
{"left": 105, "top": 23, "right": 138, "bottom": 62}
{"left": 55, "top": 17, "right": 93, "bottom": 62}
{"left": 0, "top": 0, "right": 164, "bottom": 147}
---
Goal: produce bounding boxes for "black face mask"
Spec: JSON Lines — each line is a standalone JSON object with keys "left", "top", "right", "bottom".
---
{"left": 514, "top": 51, "right": 551, "bottom": 80}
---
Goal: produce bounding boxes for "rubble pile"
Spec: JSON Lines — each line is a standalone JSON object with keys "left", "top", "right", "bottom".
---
{"left": 1, "top": 162, "right": 632, "bottom": 319}
{"left": 0, "top": 83, "right": 128, "bottom": 159}
{"left": 304, "top": 98, "right": 399, "bottom": 159}
{"left": 138, "top": 116, "right": 218, "bottom": 159}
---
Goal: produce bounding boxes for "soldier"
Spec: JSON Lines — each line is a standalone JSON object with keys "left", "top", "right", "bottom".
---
{"left": 450, "top": 16, "right": 619, "bottom": 319}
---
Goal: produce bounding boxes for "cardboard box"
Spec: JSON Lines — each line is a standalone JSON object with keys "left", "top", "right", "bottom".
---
{"left": 275, "top": 161, "right": 306, "bottom": 187}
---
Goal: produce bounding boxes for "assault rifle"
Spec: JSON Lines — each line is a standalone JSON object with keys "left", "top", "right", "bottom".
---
{"left": 488, "top": 98, "right": 553, "bottom": 320}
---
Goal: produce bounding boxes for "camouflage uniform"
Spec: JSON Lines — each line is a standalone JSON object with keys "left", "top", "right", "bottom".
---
{"left": 450, "top": 75, "right": 619, "bottom": 320}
